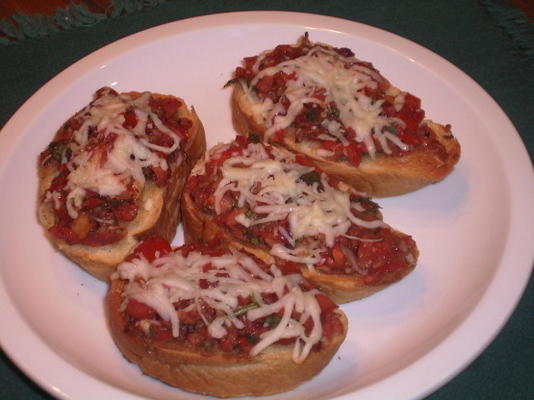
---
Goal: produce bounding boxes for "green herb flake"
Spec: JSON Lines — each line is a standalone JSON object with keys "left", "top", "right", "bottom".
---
{"left": 305, "top": 110, "right": 320, "bottom": 124}
{"left": 266, "top": 314, "right": 281, "bottom": 328}
{"left": 248, "top": 132, "right": 261, "bottom": 143}
{"left": 245, "top": 209, "right": 257, "bottom": 220}
{"left": 223, "top": 78, "right": 238, "bottom": 88}
{"left": 234, "top": 302, "right": 259, "bottom": 316}
{"left": 327, "top": 107, "right": 340, "bottom": 119}
{"left": 247, "top": 335, "right": 259, "bottom": 344}
{"left": 298, "top": 171, "right": 321, "bottom": 186}
{"left": 48, "top": 142, "right": 67, "bottom": 162}
{"left": 385, "top": 123, "right": 398, "bottom": 134}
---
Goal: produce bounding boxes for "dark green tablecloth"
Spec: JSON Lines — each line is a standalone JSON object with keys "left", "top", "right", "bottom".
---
{"left": 1, "top": 0, "right": 532, "bottom": 399}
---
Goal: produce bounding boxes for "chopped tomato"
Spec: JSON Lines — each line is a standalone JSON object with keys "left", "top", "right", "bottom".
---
{"left": 81, "top": 229, "right": 126, "bottom": 246}
{"left": 126, "top": 298, "right": 156, "bottom": 320}
{"left": 403, "top": 93, "right": 421, "bottom": 110}
{"left": 48, "top": 225, "right": 79, "bottom": 245}
{"left": 356, "top": 230, "right": 410, "bottom": 279}
{"left": 321, "top": 311, "right": 344, "bottom": 340}
{"left": 315, "top": 293, "right": 338, "bottom": 314}
{"left": 113, "top": 201, "right": 138, "bottom": 221}
{"left": 150, "top": 166, "right": 169, "bottom": 186}
{"left": 122, "top": 107, "right": 137, "bottom": 128}
{"left": 331, "top": 244, "right": 347, "bottom": 269}
{"left": 255, "top": 75, "right": 274, "bottom": 95}
{"left": 345, "top": 142, "right": 362, "bottom": 165}
{"left": 149, "top": 96, "right": 181, "bottom": 120}
{"left": 278, "top": 261, "right": 301, "bottom": 275}
{"left": 272, "top": 129, "right": 285, "bottom": 143}
{"left": 150, "top": 323, "right": 173, "bottom": 341}
{"left": 219, "top": 334, "right": 235, "bottom": 353}
{"left": 83, "top": 196, "right": 104, "bottom": 210}
{"left": 295, "top": 154, "right": 315, "bottom": 167}
{"left": 128, "top": 236, "right": 172, "bottom": 262}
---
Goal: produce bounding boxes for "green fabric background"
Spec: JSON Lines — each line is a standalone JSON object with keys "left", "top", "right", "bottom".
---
{"left": 1, "top": 0, "right": 532, "bottom": 399}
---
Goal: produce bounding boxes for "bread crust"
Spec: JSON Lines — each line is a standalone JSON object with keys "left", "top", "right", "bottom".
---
{"left": 107, "top": 269, "right": 348, "bottom": 397}
{"left": 37, "top": 91, "right": 206, "bottom": 281}
{"left": 231, "top": 52, "right": 461, "bottom": 198}
{"left": 181, "top": 143, "right": 418, "bottom": 304}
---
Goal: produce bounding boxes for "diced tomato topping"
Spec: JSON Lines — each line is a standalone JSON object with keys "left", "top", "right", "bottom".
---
{"left": 255, "top": 75, "right": 274, "bottom": 95}
{"left": 331, "top": 244, "right": 347, "bottom": 269}
{"left": 81, "top": 229, "right": 126, "bottom": 246}
{"left": 315, "top": 293, "right": 338, "bottom": 314}
{"left": 229, "top": 135, "right": 246, "bottom": 148}
{"left": 223, "top": 207, "right": 246, "bottom": 226}
{"left": 320, "top": 140, "right": 337, "bottom": 151}
{"left": 150, "top": 323, "right": 173, "bottom": 341}
{"left": 113, "top": 201, "right": 138, "bottom": 221}
{"left": 83, "top": 196, "right": 104, "bottom": 210}
{"left": 272, "top": 130, "right": 285, "bottom": 143}
{"left": 403, "top": 93, "right": 421, "bottom": 110}
{"left": 234, "top": 56, "right": 259, "bottom": 80}
{"left": 219, "top": 334, "right": 235, "bottom": 353}
{"left": 356, "top": 230, "right": 414, "bottom": 281}
{"left": 321, "top": 311, "right": 344, "bottom": 340}
{"left": 122, "top": 108, "right": 137, "bottom": 129}
{"left": 398, "top": 129, "right": 423, "bottom": 146}
{"left": 295, "top": 154, "right": 316, "bottom": 167}
{"left": 150, "top": 166, "right": 169, "bottom": 186}
{"left": 345, "top": 142, "right": 362, "bottom": 165}
{"left": 126, "top": 298, "right": 157, "bottom": 320}
{"left": 278, "top": 261, "right": 301, "bottom": 275}
{"left": 149, "top": 96, "right": 181, "bottom": 120}
{"left": 185, "top": 174, "right": 202, "bottom": 191}
{"left": 49, "top": 170, "right": 69, "bottom": 192}
{"left": 48, "top": 225, "right": 79, "bottom": 245}
{"left": 127, "top": 236, "right": 172, "bottom": 262}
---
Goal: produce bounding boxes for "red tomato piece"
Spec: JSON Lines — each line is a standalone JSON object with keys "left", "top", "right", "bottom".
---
{"left": 113, "top": 201, "right": 138, "bottom": 221}
{"left": 83, "top": 196, "right": 104, "bottom": 210}
{"left": 122, "top": 108, "right": 137, "bottom": 129}
{"left": 315, "top": 293, "right": 338, "bottom": 314}
{"left": 128, "top": 236, "right": 172, "bottom": 262}
{"left": 345, "top": 142, "right": 362, "bottom": 165}
{"left": 126, "top": 298, "right": 157, "bottom": 320}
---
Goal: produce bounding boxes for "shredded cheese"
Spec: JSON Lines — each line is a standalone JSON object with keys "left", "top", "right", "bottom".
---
{"left": 208, "top": 142, "right": 384, "bottom": 269}
{"left": 115, "top": 248, "right": 326, "bottom": 363}
{"left": 47, "top": 89, "right": 181, "bottom": 219}
{"left": 242, "top": 43, "right": 411, "bottom": 158}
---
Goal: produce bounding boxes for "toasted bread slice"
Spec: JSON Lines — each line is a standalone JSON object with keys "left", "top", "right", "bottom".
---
{"left": 107, "top": 240, "right": 348, "bottom": 397}
{"left": 37, "top": 88, "right": 206, "bottom": 281}
{"left": 230, "top": 34, "right": 460, "bottom": 197}
{"left": 182, "top": 138, "right": 418, "bottom": 304}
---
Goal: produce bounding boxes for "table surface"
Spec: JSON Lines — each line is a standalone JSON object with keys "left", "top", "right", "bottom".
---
{"left": 0, "top": 1, "right": 533, "bottom": 399}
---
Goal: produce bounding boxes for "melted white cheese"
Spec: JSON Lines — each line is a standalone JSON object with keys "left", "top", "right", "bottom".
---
{"left": 209, "top": 143, "right": 384, "bottom": 269}
{"left": 115, "top": 248, "right": 325, "bottom": 363}
{"left": 48, "top": 89, "right": 181, "bottom": 218}
{"left": 243, "top": 43, "right": 410, "bottom": 157}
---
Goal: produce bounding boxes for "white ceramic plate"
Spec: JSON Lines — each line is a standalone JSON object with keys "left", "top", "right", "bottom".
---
{"left": 0, "top": 11, "right": 532, "bottom": 400}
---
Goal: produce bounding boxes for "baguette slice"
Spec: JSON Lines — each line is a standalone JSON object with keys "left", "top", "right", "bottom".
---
{"left": 37, "top": 87, "right": 206, "bottom": 281}
{"left": 107, "top": 238, "right": 348, "bottom": 398}
{"left": 182, "top": 137, "right": 418, "bottom": 304}
{"left": 230, "top": 34, "right": 460, "bottom": 197}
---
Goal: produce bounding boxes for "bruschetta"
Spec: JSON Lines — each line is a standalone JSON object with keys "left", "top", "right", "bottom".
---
{"left": 107, "top": 237, "right": 348, "bottom": 398}
{"left": 229, "top": 34, "right": 461, "bottom": 197}
{"left": 182, "top": 136, "right": 418, "bottom": 303}
{"left": 37, "top": 87, "right": 206, "bottom": 281}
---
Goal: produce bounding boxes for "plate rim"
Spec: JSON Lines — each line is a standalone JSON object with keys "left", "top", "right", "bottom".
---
{"left": 0, "top": 10, "right": 533, "bottom": 400}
